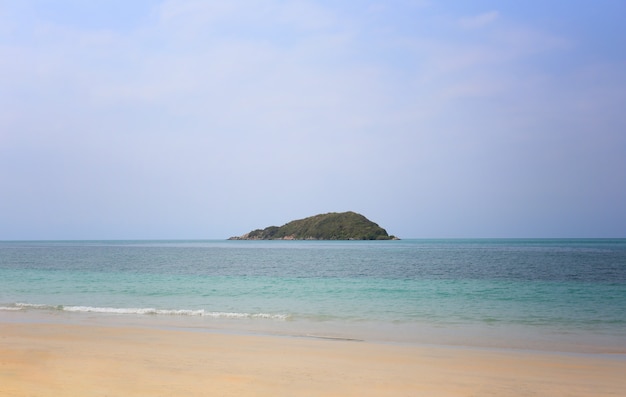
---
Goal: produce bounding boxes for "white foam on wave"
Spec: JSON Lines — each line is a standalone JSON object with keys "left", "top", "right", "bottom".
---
{"left": 0, "top": 306, "right": 23, "bottom": 311}
{"left": 158, "top": 309, "right": 206, "bottom": 316}
{"left": 10, "top": 302, "right": 288, "bottom": 320}
{"left": 203, "top": 312, "right": 289, "bottom": 320}
{"left": 16, "top": 302, "right": 56, "bottom": 309}
{"left": 63, "top": 306, "right": 162, "bottom": 315}
{"left": 63, "top": 307, "right": 289, "bottom": 319}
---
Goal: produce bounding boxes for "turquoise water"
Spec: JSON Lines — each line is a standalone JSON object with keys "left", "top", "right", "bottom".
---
{"left": 1, "top": 239, "right": 625, "bottom": 352}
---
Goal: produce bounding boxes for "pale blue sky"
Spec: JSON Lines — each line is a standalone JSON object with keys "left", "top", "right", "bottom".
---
{"left": 1, "top": 1, "right": 625, "bottom": 239}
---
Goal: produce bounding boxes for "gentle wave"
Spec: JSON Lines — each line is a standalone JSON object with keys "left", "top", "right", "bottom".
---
{"left": 0, "top": 306, "right": 22, "bottom": 311}
{"left": 3, "top": 303, "right": 288, "bottom": 320}
{"left": 15, "top": 303, "right": 55, "bottom": 309}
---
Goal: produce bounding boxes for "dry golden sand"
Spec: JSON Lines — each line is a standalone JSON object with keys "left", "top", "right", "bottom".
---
{"left": 1, "top": 322, "right": 625, "bottom": 396}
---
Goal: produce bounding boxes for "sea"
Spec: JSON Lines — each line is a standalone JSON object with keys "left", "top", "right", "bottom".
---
{"left": 1, "top": 239, "right": 625, "bottom": 354}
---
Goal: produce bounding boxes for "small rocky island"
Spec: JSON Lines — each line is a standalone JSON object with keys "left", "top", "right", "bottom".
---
{"left": 228, "top": 211, "right": 398, "bottom": 240}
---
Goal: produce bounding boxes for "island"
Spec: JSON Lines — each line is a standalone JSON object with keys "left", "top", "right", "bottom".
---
{"left": 228, "top": 211, "right": 398, "bottom": 240}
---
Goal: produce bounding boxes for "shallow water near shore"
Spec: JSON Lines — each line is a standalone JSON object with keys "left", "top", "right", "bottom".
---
{"left": 1, "top": 239, "right": 625, "bottom": 353}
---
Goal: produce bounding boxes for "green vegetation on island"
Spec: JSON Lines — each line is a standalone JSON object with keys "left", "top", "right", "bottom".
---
{"left": 228, "top": 211, "right": 398, "bottom": 240}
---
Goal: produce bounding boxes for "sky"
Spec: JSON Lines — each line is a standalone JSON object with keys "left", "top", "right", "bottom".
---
{"left": 1, "top": 0, "right": 625, "bottom": 239}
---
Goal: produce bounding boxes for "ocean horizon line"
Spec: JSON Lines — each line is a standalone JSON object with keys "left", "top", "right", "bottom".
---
{"left": 2, "top": 237, "right": 625, "bottom": 242}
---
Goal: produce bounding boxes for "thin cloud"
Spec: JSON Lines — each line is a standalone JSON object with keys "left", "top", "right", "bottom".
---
{"left": 459, "top": 10, "right": 499, "bottom": 29}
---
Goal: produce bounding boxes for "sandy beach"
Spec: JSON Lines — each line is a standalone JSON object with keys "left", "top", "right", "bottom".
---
{"left": 1, "top": 322, "right": 625, "bottom": 396}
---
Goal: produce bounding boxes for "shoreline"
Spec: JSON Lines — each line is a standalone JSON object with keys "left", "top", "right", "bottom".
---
{"left": 2, "top": 308, "right": 626, "bottom": 356}
{"left": 2, "top": 320, "right": 626, "bottom": 396}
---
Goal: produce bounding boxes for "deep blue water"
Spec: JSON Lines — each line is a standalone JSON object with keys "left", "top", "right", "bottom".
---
{"left": 1, "top": 239, "right": 625, "bottom": 351}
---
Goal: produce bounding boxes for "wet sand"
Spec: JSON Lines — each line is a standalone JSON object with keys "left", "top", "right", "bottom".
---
{"left": 1, "top": 322, "right": 625, "bottom": 396}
